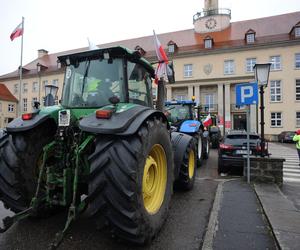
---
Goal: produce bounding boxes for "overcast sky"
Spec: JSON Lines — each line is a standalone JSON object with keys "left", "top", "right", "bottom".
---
{"left": 0, "top": 0, "right": 299, "bottom": 75}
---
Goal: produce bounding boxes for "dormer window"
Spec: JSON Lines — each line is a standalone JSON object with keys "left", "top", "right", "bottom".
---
{"left": 245, "top": 29, "right": 256, "bottom": 44}
{"left": 204, "top": 36, "right": 213, "bottom": 49}
{"left": 295, "top": 26, "right": 300, "bottom": 37}
{"left": 167, "top": 40, "right": 177, "bottom": 54}
{"left": 134, "top": 45, "right": 146, "bottom": 56}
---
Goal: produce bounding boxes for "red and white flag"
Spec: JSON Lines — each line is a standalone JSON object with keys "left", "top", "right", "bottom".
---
{"left": 203, "top": 113, "right": 212, "bottom": 127}
{"left": 10, "top": 22, "right": 23, "bottom": 41}
{"left": 153, "top": 30, "right": 170, "bottom": 84}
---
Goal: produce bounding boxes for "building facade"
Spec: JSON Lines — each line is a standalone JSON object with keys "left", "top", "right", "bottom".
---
{"left": 0, "top": 84, "right": 18, "bottom": 128}
{"left": 0, "top": 2, "right": 300, "bottom": 140}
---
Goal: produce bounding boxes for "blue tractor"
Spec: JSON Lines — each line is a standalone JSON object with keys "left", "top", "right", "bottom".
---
{"left": 164, "top": 100, "right": 210, "bottom": 166}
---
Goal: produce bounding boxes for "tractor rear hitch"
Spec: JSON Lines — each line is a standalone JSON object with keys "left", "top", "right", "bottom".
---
{"left": 0, "top": 207, "right": 33, "bottom": 233}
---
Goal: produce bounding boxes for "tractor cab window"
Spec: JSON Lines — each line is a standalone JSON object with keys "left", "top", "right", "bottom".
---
{"left": 127, "top": 61, "right": 152, "bottom": 107}
{"left": 166, "top": 105, "right": 190, "bottom": 124}
{"left": 62, "top": 58, "right": 125, "bottom": 108}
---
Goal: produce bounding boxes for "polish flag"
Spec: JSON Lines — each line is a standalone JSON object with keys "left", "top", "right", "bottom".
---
{"left": 10, "top": 22, "right": 23, "bottom": 41}
{"left": 153, "top": 30, "right": 170, "bottom": 84}
{"left": 203, "top": 113, "right": 212, "bottom": 127}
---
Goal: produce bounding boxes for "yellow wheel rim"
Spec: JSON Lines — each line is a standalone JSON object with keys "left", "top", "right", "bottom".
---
{"left": 143, "top": 144, "right": 167, "bottom": 215}
{"left": 188, "top": 149, "right": 195, "bottom": 179}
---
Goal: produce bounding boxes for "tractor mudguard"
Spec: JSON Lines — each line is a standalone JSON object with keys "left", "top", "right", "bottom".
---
{"left": 6, "top": 114, "right": 52, "bottom": 132}
{"left": 79, "top": 105, "right": 169, "bottom": 135}
{"left": 179, "top": 120, "right": 201, "bottom": 133}
{"left": 171, "top": 132, "right": 194, "bottom": 180}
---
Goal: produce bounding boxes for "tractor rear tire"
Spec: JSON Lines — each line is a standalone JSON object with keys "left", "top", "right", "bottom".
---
{"left": 87, "top": 118, "right": 173, "bottom": 244}
{"left": 0, "top": 122, "right": 56, "bottom": 213}
{"left": 174, "top": 139, "right": 196, "bottom": 191}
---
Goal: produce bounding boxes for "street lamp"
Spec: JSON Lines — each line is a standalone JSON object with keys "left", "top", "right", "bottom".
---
{"left": 44, "top": 84, "right": 58, "bottom": 106}
{"left": 253, "top": 63, "right": 271, "bottom": 156}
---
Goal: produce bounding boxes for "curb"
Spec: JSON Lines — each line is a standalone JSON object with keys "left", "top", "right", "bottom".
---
{"left": 201, "top": 180, "right": 223, "bottom": 250}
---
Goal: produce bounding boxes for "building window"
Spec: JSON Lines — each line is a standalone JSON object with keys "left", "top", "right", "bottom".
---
{"left": 246, "top": 58, "right": 256, "bottom": 72}
{"left": 32, "top": 82, "right": 38, "bottom": 92}
{"left": 205, "top": 39, "right": 212, "bottom": 49}
{"left": 271, "top": 112, "right": 282, "bottom": 127}
{"left": 270, "top": 56, "right": 281, "bottom": 70}
{"left": 23, "top": 98, "right": 28, "bottom": 112}
{"left": 295, "top": 53, "right": 300, "bottom": 69}
{"left": 22, "top": 83, "right": 28, "bottom": 93}
{"left": 184, "top": 64, "right": 193, "bottom": 78}
{"left": 246, "top": 33, "right": 255, "bottom": 43}
{"left": 52, "top": 79, "right": 59, "bottom": 86}
{"left": 14, "top": 84, "right": 18, "bottom": 94}
{"left": 8, "top": 104, "right": 14, "bottom": 112}
{"left": 224, "top": 60, "right": 235, "bottom": 75}
{"left": 296, "top": 27, "right": 300, "bottom": 37}
{"left": 296, "top": 112, "right": 300, "bottom": 127}
{"left": 175, "top": 95, "right": 187, "bottom": 101}
{"left": 204, "top": 94, "right": 215, "bottom": 111}
{"left": 270, "top": 80, "right": 281, "bottom": 102}
{"left": 42, "top": 80, "right": 48, "bottom": 89}
{"left": 32, "top": 97, "right": 38, "bottom": 107}
{"left": 296, "top": 79, "right": 300, "bottom": 101}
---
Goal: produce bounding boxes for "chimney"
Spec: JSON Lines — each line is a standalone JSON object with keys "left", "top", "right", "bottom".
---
{"left": 38, "top": 49, "right": 48, "bottom": 58}
{"left": 204, "top": 0, "right": 218, "bottom": 11}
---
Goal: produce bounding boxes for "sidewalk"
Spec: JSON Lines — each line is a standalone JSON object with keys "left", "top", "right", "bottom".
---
{"left": 202, "top": 178, "right": 300, "bottom": 250}
{"left": 202, "top": 179, "right": 277, "bottom": 250}
{"left": 255, "top": 183, "right": 300, "bottom": 250}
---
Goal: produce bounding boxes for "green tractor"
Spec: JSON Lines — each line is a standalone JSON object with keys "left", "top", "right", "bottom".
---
{"left": 0, "top": 46, "right": 196, "bottom": 247}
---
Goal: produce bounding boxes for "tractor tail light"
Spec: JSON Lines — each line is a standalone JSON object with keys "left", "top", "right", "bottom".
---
{"left": 96, "top": 110, "right": 113, "bottom": 119}
{"left": 22, "top": 113, "right": 33, "bottom": 120}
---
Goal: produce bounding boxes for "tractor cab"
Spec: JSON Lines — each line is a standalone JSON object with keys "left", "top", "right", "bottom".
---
{"left": 59, "top": 47, "right": 155, "bottom": 109}
{"left": 164, "top": 100, "right": 197, "bottom": 128}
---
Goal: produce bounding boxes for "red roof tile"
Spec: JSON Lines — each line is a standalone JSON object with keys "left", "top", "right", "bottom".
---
{"left": 0, "top": 83, "right": 18, "bottom": 102}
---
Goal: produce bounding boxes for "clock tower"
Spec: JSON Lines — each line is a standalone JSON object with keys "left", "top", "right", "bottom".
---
{"left": 193, "top": 0, "right": 231, "bottom": 33}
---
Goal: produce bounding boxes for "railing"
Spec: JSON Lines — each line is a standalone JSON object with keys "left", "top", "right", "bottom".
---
{"left": 193, "top": 8, "right": 231, "bottom": 23}
{"left": 198, "top": 104, "right": 218, "bottom": 112}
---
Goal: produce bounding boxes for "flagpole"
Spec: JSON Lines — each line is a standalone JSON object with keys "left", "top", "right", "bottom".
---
{"left": 18, "top": 17, "right": 24, "bottom": 116}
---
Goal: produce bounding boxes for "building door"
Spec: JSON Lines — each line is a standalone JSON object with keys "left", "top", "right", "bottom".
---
{"left": 233, "top": 113, "right": 247, "bottom": 131}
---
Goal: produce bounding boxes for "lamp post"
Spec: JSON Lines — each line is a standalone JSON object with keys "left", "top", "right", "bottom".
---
{"left": 44, "top": 84, "right": 58, "bottom": 106}
{"left": 253, "top": 63, "right": 271, "bottom": 156}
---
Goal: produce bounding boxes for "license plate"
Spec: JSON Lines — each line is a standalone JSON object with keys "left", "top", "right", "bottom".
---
{"left": 236, "top": 150, "right": 251, "bottom": 155}
{"left": 58, "top": 110, "right": 70, "bottom": 126}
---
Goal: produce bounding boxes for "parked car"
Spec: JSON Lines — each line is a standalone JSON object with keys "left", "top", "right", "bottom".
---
{"left": 218, "top": 130, "right": 266, "bottom": 174}
{"left": 277, "top": 131, "right": 295, "bottom": 143}
{"left": 0, "top": 129, "right": 6, "bottom": 138}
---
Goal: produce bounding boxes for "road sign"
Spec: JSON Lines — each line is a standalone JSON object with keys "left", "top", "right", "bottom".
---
{"left": 236, "top": 82, "right": 258, "bottom": 106}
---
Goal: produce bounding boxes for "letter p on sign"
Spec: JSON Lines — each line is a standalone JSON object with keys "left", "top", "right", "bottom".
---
{"left": 241, "top": 86, "right": 253, "bottom": 103}
{"left": 236, "top": 82, "right": 258, "bottom": 106}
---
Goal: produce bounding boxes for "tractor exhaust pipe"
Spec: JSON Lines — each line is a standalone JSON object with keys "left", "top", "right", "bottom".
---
{"left": 156, "top": 78, "right": 165, "bottom": 112}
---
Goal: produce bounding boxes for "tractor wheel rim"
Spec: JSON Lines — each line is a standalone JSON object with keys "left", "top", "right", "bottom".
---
{"left": 188, "top": 149, "right": 195, "bottom": 178}
{"left": 198, "top": 136, "right": 202, "bottom": 159}
{"left": 143, "top": 144, "right": 167, "bottom": 214}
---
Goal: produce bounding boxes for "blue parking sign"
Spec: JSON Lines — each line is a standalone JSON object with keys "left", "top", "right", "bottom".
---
{"left": 236, "top": 82, "right": 258, "bottom": 106}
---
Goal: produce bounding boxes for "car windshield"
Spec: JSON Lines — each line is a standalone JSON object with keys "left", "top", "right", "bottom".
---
{"left": 165, "top": 105, "right": 190, "bottom": 123}
{"left": 61, "top": 58, "right": 125, "bottom": 108}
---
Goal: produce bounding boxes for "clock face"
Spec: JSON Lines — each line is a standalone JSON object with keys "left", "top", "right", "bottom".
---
{"left": 205, "top": 18, "right": 217, "bottom": 30}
